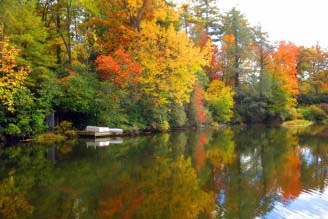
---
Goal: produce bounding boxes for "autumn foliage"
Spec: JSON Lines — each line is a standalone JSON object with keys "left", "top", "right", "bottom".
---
{"left": 0, "top": 37, "right": 29, "bottom": 112}
{"left": 272, "top": 41, "right": 300, "bottom": 96}
{"left": 195, "top": 133, "right": 208, "bottom": 172}
{"left": 278, "top": 147, "right": 302, "bottom": 201}
{"left": 96, "top": 48, "right": 141, "bottom": 88}
{"left": 193, "top": 83, "right": 207, "bottom": 124}
{"left": 0, "top": 0, "right": 326, "bottom": 137}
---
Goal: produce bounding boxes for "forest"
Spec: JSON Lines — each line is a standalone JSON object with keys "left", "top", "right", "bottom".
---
{"left": 0, "top": 0, "right": 327, "bottom": 139}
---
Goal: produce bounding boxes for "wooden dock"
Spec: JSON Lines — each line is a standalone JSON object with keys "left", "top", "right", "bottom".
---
{"left": 77, "top": 130, "right": 123, "bottom": 137}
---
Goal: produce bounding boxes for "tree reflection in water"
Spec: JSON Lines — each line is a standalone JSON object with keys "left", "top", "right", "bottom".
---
{"left": 0, "top": 125, "right": 327, "bottom": 218}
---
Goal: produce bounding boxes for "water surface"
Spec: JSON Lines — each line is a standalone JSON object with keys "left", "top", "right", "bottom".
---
{"left": 0, "top": 125, "right": 327, "bottom": 218}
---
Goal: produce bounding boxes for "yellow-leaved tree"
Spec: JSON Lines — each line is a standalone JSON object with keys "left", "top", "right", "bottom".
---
{"left": 205, "top": 80, "right": 234, "bottom": 123}
{"left": 134, "top": 21, "right": 211, "bottom": 107}
{"left": 0, "top": 36, "right": 30, "bottom": 113}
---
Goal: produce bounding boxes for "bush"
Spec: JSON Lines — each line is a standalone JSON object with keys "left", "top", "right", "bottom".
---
{"left": 285, "top": 108, "right": 302, "bottom": 121}
{"left": 168, "top": 105, "right": 187, "bottom": 127}
{"left": 56, "top": 121, "right": 73, "bottom": 133}
{"left": 322, "top": 119, "right": 328, "bottom": 125}
{"left": 56, "top": 121, "right": 77, "bottom": 138}
{"left": 159, "top": 120, "right": 170, "bottom": 131}
{"left": 319, "top": 103, "right": 328, "bottom": 114}
{"left": 300, "top": 105, "right": 327, "bottom": 121}
{"left": 5, "top": 124, "right": 21, "bottom": 136}
{"left": 34, "top": 132, "right": 66, "bottom": 143}
{"left": 210, "top": 122, "right": 220, "bottom": 127}
{"left": 206, "top": 80, "right": 234, "bottom": 123}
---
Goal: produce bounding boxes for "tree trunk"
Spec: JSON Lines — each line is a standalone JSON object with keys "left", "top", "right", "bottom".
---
{"left": 66, "top": 0, "right": 72, "bottom": 68}
{"left": 56, "top": 0, "right": 61, "bottom": 65}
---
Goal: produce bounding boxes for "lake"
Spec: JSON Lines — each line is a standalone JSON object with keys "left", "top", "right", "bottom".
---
{"left": 0, "top": 125, "right": 327, "bottom": 219}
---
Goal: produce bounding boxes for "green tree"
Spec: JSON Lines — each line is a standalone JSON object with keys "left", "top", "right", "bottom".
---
{"left": 297, "top": 44, "right": 328, "bottom": 97}
{"left": 191, "top": 0, "right": 220, "bottom": 42}
{"left": 0, "top": 0, "right": 56, "bottom": 79}
{"left": 218, "top": 8, "right": 254, "bottom": 88}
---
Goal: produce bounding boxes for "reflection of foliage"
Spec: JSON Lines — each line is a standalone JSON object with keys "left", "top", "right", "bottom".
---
{"left": 278, "top": 147, "right": 301, "bottom": 201}
{"left": 207, "top": 128, "right": 235, "bottom": 168}
{"left": 2, "top": 145, "right": 54, "bottom": 189}
{"left": 168, "top": 132, "right": 188, "bottom": 159}
{"left": 299, "top": 135, "right": 328, "bottom": 193}
{"left": 137, "top": 156, "right": 214, "bottom": 219}
{"left": 0, "top": 143, "right": 54, "bottom": 218}
{"left": 0, "top": 176, "right": 33, "bottom": 218}
{"left": 97, "top": 180, "right": 145, "bottom": 219}
{"left": 57, "top": 139, "right": 78, "bottom": 155}
{"left": 97, "top": 156, "right": 215, "bottom": 219}
{"left": 296, "top": 125, "right": 328, "bottom": 137}
{"left": 152, "top": 133, "right": 170, "bottom": 157}
{"left": 213, "top": 126, "right": 301, "bottom": 218}
{"left": 195, "top": 133, "right": 208, "bottom": 172}
{"left": 1, "top": 125, "right": 327, "bottom": 218}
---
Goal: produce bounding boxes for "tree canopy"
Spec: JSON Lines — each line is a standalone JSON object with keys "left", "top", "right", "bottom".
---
{"left": 0, "top": 0, "right": 327, "bottom": 138}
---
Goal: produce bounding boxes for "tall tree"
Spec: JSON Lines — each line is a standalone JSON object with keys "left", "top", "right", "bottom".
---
{"left": 218, "top": 8, "right": 253, "bottom": 88}
{"left": 0, "top": 0, "right": 56, "bottom": 74}
{"left": 252, "top": 26, "right": 272, "bottom": 98}
{"left": 272, "top": 41, "right": 300, "bottom": 97}
{"left": 191, "top": 0, "right": 220, "bottom": 42}
{"left": 135, "top": 22, "right": 210, "bottom": 106}
{"left": 297, "top": 44, "right": 328, "bottom": 95}
{"left": 36, "top": 0, "right": 98, "bottom": 68}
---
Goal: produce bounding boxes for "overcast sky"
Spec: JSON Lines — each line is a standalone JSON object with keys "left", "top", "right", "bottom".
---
{"left": 220, "top": 0, "right": 328, "bottom": 48}
{"left": 177, "top": 0, "right": 328, "bottom": 48}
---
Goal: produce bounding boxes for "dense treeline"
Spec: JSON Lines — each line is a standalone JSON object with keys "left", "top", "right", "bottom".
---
{"left": 0, "top": 0, "right": 327, "bottom": 138}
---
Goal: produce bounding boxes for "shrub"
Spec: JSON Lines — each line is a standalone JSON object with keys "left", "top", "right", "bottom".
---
{"left": 34, "top": 132, "right": 66, "bottom": 143}
{"left": 285, "top": 108, "right": 302, "bottom": 121}
{"left": 319, "top": 103, "right": 328, "bottom": 114}
{"left": 5, "top": 124, "right": 21, "bottom": 136}
{"left": 159, "top": 120, "right": 170, "bottom": 131}
{"left": 169, "top": 105, "right": 187, "bottom": 127}
{"left": 210, "top": 122, "right": 220, "bottom": 127}
{"left": 206, "top": 80, "right": 234, "bottom": 123}
{"left": 322, "top": 119, "right": 328, "bottom": 125}
{"left": 300, "top": 105, "right": 327, "bottom": 121}
{"left": 56, "top": 121, "right": 77, "bottom": 137}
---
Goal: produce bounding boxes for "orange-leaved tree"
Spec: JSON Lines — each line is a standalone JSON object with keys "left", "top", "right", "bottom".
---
{"left": 272, "top": 41, "right": 300, "bottom": 97}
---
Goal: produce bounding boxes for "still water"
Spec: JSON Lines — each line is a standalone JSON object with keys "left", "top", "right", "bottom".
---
{"left": 0, "top": 125, "right": 327, "bottom": 219}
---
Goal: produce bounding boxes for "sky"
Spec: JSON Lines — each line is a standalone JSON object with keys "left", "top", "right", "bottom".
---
{"left": 219, "top": 0, "right": 328, "bottom": 48}
{"left": 177, "top": 0, "right": 328, "bottom": 48}
{"left": 260, "top": 187, "right": 328, "bottom": 219}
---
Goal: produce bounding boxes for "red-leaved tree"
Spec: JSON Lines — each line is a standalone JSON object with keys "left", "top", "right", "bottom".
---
{"left": 96, "top": 48, "right": 141, "bottom": 88}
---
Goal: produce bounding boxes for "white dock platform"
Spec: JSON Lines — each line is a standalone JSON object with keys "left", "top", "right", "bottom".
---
{"left": 78, "top": 126, "right": 123, "bottom": 137}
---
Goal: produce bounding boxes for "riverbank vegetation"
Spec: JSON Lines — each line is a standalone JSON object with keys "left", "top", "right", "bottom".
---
{"left": 0, "top": 0, "right": 327, "bottom": 139}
